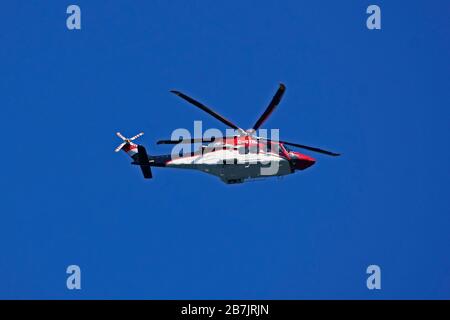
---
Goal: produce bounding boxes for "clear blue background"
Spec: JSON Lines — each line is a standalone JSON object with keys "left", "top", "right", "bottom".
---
{"left": 0, "top": 1, "right": 449, "bottom": 299}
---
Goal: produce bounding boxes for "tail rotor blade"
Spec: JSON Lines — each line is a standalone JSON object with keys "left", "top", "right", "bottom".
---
{"left": 116, "top": 132, "right": 126, "bottom": 141}
{"left": 114, "top": 142, "right": 126, "bottom": 152}
{"left": 130, "top": 132, "right": 144, "bottom": 141}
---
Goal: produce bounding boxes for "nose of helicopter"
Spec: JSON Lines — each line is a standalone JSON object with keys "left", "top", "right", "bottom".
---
{"left": 289, "top": 152, "right": 316, "bottom": 170}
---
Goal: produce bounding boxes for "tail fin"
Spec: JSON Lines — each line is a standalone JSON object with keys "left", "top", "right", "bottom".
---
{"left": 136, "top": 145, "right": 152, "bottom": 179}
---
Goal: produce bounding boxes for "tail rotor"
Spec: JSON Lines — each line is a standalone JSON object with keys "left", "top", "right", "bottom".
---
{"left": 114, "top": 131, "right": 144, "bottom": 152}
{"left": 115, "top": 131, "right": 152, "bottom": 179}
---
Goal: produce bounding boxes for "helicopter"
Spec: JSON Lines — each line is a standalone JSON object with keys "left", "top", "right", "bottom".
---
{"left": 115, "top": 83, "right": 340, "bottom": 184}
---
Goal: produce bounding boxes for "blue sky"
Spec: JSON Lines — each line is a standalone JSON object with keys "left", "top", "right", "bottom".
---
{"left": 0, "top": 1, "right": 449, "bottom": 299}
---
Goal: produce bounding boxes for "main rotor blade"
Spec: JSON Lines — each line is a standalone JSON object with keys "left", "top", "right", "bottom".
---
{"left": 170, "top": 90, "right": 240, "bottom": 130}
{"left": 157, "top": 137, "right": 221, "bottom": 145}
{"left": 279, "top": 140, "right": 340, "bottom": 156}
{"left": 252, "top": 83, "right": 286, "bottom": 130}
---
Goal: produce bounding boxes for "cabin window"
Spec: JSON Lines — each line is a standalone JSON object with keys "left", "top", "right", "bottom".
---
{"left": 259, "top": 142, "right": 271, "bottom": 153}
{"left": 238, "top": 146, "right": 250, "bottom": 155}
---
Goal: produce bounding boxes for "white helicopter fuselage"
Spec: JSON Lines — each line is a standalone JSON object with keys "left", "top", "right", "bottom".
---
{"left": 165, "top": 147, "right": 292, "bottom": 184}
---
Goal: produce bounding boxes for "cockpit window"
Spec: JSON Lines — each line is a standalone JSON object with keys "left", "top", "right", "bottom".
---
{"left": 278, "top": 145, "right": 286, "bottom": 156}
{"left": 259, "top": 142, "right": 287, "bottom": 156}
